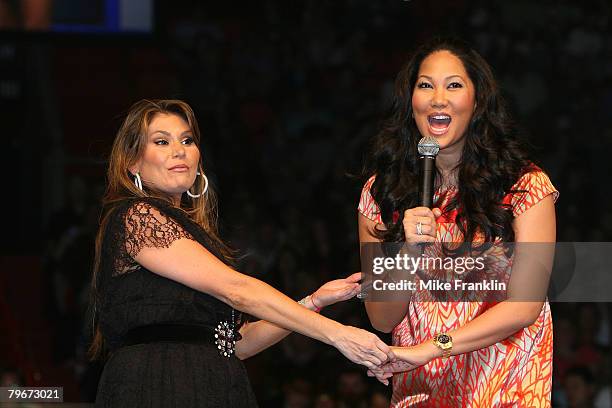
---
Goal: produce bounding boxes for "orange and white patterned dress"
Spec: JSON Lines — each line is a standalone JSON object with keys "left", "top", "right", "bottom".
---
{"left": 358, "top": 169, "right": 559, "bottom": 408}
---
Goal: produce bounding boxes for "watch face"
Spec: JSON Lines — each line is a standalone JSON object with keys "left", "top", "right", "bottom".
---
{"left": 437, "top": 334, "right": 450, "bottom": 344}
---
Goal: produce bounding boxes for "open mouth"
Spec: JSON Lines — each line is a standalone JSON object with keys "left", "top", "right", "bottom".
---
{"left": 427, "top": 114, "right": 452, "bottom": 135}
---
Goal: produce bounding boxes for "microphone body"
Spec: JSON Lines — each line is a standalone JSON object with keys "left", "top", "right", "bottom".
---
{"left": 417, "top": 136, "right": 440, "bottom": 209}
{"left": 418, "top": 155, "right": 436, "bottom": 208}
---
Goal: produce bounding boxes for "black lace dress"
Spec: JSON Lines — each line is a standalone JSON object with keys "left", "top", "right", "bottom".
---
{"left": 94, "top": 197, "right": 258, "bottom": 407}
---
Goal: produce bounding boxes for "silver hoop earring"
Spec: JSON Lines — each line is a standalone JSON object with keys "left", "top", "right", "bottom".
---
{"left": 187, "top": 171, "right": 208, "bottom": 198}
{"left": 134, "top": 172, "right": 143, "bottom": 191}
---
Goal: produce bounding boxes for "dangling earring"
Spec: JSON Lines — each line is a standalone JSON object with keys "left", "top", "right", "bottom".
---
{"left": 187, "top": 172, "right": 209, "bottom": 198}
{"left": 134, "top": 172, "right": 143, "bottom": 191}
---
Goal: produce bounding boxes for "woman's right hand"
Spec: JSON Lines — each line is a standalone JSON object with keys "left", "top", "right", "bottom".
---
{"left": 331, "top": 325, "right": 395, "bottom": 370}
{"left": 402, "top": 207, "right": 441, "bottom": 245}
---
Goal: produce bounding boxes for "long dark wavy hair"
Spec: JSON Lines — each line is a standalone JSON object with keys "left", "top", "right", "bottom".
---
{"left": 363, "top": 37, "right": 532, "bottom": 246}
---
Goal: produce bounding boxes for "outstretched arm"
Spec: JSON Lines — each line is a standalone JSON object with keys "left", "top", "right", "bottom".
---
{"left": 129, "top": 204, "right": 393, "bottom": 368}
{"left": 235, "top": 273, "right": 361, "bottom": 360}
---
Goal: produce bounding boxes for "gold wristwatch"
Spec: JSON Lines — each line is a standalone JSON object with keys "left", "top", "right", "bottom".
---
{"left": 432, "top": 333, "right": 453, "bottom": 359}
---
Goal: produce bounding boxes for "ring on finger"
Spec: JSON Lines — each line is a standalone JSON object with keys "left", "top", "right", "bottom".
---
{"left": 416, "top": 221, "right": 423, "bottom": 235}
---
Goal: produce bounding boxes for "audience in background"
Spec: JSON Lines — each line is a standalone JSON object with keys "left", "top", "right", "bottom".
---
{"left": 30, "top": 0, "right": 612, "bottom": 404}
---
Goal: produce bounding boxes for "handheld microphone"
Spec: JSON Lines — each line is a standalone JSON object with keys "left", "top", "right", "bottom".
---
{"left": 417, "top": 136, "right": 440, "bottom": 208}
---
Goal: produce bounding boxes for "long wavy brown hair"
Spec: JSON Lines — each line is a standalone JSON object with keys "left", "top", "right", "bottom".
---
{"left": 88, "top": 99, "right": 232, "bottom": 359}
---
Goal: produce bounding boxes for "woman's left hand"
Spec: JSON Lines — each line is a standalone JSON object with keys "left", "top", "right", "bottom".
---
{"left": 367, "top": 344, "right": 437, "bottom": 384}
{"left": 311, "top": 272, "right": 362, "bottom": 309}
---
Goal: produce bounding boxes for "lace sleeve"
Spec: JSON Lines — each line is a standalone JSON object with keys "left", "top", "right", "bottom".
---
{"left": 124, "top": 201, "right": 195, "bottom": 260}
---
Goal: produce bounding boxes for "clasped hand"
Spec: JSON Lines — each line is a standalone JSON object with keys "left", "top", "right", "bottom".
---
{"left": 366, "top": 344, "right": 437, "bottom": 386}
{"left": 311, "top": 273, "right": 396, "bottom": 370}
{"left": 309, "top": 274, "right": 435, "bottom": 380}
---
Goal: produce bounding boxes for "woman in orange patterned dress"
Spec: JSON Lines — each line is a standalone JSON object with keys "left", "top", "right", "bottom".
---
{"left": 359, "top": 38, "right": 558, "bottom": 407}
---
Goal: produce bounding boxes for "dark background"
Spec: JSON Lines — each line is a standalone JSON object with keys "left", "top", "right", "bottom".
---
{"left": 0, "top": 1, "right": 611, "bottom": 407}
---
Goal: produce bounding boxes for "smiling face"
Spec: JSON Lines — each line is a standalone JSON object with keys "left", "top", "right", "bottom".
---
{"left": 130, "top": 113, "right": 200, "bottom": 203}
{"left": 411, "top": 50, "right": 476, "bottom": 152}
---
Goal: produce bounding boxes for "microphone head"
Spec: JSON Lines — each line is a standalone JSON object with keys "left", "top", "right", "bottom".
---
{"left": 418, "top": 136, "right": 440, "bottom": 157}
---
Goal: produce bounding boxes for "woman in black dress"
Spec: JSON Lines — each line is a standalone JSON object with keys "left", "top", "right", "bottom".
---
{"left": 89, "top": 99, "right": 393, "bottom": 407}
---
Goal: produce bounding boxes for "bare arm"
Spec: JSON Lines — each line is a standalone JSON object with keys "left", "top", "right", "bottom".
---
{"left": 235, "top": 274, "right": 361, "bottom": 360}
{"left": 131, "top": 206, "right": 392, "bottom": 367}
{"left": 235, "top": 297, "right": 317, "bottom": 360}
{"left": 360, "top": 213, "right": 410, "bottom": 333}
{"left": 441, "top": 195, "right": 556, "bottom": 354}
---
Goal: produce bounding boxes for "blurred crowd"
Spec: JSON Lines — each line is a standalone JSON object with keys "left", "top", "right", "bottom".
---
{"left": 2, "top": 0, "right": 612, "bottom": 406}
